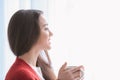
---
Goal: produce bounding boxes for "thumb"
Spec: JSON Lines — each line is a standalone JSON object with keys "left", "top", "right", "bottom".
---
{"left": 60, "top": 62, "right": 67, "bottom": 71}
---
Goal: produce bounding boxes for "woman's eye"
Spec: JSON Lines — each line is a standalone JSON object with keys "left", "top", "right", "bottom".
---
{"left": 44, "top": 27, "right": 49, "bottom": 30}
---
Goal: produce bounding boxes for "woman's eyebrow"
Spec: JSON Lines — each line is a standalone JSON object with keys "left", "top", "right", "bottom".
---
{"left": 43, "top": 24, "right": 48, "bottom": 27}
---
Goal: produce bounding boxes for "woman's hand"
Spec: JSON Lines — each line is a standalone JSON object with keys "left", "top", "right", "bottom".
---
{"left": 58, "top": 62, "right": 84, "bottom": 80}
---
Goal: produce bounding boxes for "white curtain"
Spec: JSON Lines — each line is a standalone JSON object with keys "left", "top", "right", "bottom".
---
{"left": 0, "top": 0, "right": 5, "bottom": 79}
{"left": 48, "top": 0, "right": 120, "bottom": 80}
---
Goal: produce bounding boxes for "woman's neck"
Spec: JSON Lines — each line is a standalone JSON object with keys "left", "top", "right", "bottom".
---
{"left": 18, "top": 50, "right": 41, "bottom": 66}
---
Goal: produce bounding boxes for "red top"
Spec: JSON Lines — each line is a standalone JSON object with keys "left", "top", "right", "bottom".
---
{"left": 5, "top": 58, "right": 41, "bottom": 80}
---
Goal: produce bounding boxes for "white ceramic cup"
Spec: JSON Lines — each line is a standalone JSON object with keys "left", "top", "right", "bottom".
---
{"left": 66, "top": 66, "right": 84, "bottom": 80}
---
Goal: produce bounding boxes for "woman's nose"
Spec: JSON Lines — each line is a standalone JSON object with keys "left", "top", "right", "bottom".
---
{"left": 49, "top": 30, "right": 53, "bottom": 36}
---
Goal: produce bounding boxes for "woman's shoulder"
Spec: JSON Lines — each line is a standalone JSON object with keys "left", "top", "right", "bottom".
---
{"left": 5, "top": 64, "right": 35, "bottom": 80}
{"left": 5, "top": 58, "right": 40, "bottom": 80}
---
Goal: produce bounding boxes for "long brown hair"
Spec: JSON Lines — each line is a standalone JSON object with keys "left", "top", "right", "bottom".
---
{"left": 8, "top": 10, "right": 43, "bottom": 56}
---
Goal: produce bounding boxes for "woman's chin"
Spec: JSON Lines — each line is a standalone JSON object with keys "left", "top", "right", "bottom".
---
{"left": 45, "top": 46, "right": 52, "bottom": 50}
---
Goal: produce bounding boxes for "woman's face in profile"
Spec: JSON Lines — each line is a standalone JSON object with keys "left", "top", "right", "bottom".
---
{"left": 37, "top": 15, "right": 53, "bottom": 50}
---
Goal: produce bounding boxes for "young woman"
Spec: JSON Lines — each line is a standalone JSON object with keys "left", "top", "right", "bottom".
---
{"left": 5, "top": 9, "right": 83, "bottom": 80}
